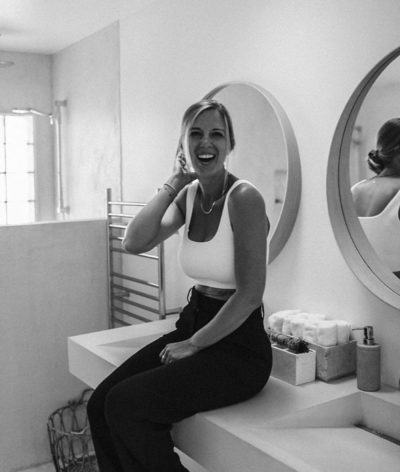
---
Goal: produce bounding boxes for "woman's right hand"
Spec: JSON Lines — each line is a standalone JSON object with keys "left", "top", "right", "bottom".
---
{"left": 122, "top": 150, "right": 193, "bottom": 255}
{"left": 171, "top": 151, "right": 197, "bottom": 188}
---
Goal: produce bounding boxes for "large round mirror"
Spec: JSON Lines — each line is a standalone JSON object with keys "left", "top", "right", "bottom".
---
{"left": 203, "top": 82, "right": 301, "bottom": 263}
{"left": 327, "top": 46, "right": 400, "bottom": 308}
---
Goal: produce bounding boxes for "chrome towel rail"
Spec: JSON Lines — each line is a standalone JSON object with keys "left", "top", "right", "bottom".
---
{"left": 106, "top": 188, "right": 181, "bottom": 328}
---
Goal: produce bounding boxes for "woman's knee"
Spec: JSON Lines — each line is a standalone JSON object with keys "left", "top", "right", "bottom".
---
{"left": 104, "top": 379, "right": 153, "bottom": 429}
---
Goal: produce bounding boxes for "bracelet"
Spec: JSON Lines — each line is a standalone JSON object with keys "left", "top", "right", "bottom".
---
{"left": 164, "top": 182, "right": 178, "bottom": 198}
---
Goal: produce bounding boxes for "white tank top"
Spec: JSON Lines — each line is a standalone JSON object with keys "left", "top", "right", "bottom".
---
{"left": 353, "top": 181, "right": 400, "bottom": 271}
{"left": 178, "top": 180, "right": 251, "bottom": 289}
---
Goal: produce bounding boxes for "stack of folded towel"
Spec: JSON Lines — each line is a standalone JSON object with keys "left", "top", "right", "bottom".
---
{"left": 268, "top": 310, "right": 351, "bottom": 347}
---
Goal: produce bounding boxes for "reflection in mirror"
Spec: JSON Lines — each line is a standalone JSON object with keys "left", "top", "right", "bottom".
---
{"left": 204, "top": 82, "right": 301, "bottom": 263}
{"left": 327, "top": 46, "right": 400, "bottom": 308}
{"left": 350, "top": 115, "right": 400, "bottom": 279}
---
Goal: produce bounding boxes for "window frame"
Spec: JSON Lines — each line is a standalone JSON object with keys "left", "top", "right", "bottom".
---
{"left": 0, "top": 113, "right": 37, "bottom": 225}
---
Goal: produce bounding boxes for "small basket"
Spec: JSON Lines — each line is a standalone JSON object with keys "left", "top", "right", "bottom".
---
{"left": 47, "top": 389, "right": 98, "bottom": 472}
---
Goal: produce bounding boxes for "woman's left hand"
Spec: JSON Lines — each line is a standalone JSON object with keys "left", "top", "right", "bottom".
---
{"left": 159, "top": 340, "right": 200, "bottom": 364}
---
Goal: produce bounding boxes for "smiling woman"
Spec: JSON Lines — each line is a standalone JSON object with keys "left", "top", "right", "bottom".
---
{"left": 87, "top": 98, "right": 273, "bottom": 472}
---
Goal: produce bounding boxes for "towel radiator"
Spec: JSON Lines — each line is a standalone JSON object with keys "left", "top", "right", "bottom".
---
{"left": 106, "top": 188, "right": 181, "bottom": 328}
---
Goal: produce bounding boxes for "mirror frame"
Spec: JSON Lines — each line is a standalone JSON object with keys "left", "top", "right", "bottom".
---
{"left": 327, "top": 46, "right": 400, "bottom": 308}
{"left": 203, "top": 81, "right": 301, "bottom": 264}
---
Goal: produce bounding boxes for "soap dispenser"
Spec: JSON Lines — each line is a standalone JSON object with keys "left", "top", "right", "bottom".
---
{"left": 353, "top": 326, "right": 380, "bottom": 392}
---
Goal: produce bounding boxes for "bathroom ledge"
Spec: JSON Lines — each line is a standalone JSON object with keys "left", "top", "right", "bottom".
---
{"left": 68, "top": 319, "right": 400, "bottom": 472}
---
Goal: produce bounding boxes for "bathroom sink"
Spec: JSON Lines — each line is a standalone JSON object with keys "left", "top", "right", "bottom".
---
{"left": 98, "top": 334, "right": 162, "bottom": 364}
{"left": 245, "top": 392, "right": 400, "bottom": 472}
{"left": 99, "top": 334, "right": 161, "bottom": 350}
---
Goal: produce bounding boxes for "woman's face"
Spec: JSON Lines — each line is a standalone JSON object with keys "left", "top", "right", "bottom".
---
{"left": 187, "top": 108, "right": 230, "bottom": 177}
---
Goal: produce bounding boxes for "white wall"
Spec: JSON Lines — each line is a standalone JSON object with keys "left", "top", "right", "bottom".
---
{"left": 119, "top": 0, "right": 400, "bottom": 388}
{"left": 3, "top": 2, "right": 400, "bottom": 469}
{"left": 52, "top": 22, "right": 121, "bottom": 220}
{"left": 0, "top": 220, "right": 109, "bottom": 472}
{"left": 0, "top": 51, "right": 56, "bottom": 221}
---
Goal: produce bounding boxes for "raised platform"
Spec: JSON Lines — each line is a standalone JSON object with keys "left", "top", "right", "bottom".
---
{"left": 68, "top": 319, "right": 400, "bottom": 472}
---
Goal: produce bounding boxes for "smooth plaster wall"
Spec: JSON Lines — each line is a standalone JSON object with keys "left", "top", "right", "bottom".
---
{"left": 52, "top": 22, "right": 121, "bottom": 220}
{"left": 0, "top": 220, "right": 109, "bottom": 472}
{"left": 0, "top": 52, "right": 56, "bottom": 221}
{"left": 119, "top": 0, "right": 400, "bottom": 388}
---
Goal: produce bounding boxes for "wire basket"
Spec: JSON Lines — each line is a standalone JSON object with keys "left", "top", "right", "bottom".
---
{"left": 47, "top": 389, "right": 98, "bottom": 472}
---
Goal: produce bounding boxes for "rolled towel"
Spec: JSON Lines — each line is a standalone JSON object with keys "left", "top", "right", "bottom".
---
{"left": 291, "top": 315, "right": 308, "bottom": 338}
{"left": 308, "top": 313, "right": 327, "bottom": 322}
{"left": 336, "top": 320, "right": 351, "bottom": 344}
{"left": 297, "top": 312, "right": 313, "bottom": 318}
{"left": 282, "top": 315, "right": 296, "bottom": 335}
{"left": 303, "top": 321, "right": 318, "bottom": 343}
{"left": 317, "top": 320, "right": 338, "bottom": 347}
{"left": 268, "top": 313, "right": 285, "bottom": 332}
{"left": 268, "top": 309, "right": 301, "bottom": 332}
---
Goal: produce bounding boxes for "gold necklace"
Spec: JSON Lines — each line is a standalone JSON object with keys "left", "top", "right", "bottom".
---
{"left": 200, "top": 172, "right": 229, "bottom": 215}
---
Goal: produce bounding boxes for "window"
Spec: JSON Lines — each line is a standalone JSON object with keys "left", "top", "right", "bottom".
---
{"left": 0, "top": 114, "right": 35, "bottom": 224}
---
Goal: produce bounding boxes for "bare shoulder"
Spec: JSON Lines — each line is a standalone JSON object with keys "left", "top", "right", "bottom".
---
{"left": 228, "top": 182, "right": 269, "bottom": 234}
{"left": 352, "top": 177, "right": 400, "bottom": 216}
{"left": 229, "top": 181, "right": 264, "bottom": 207}
{"left": 351, "top": 179, "right": 368, "bottom": 195}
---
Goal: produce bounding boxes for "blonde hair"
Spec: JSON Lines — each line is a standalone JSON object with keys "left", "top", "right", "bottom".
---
{"left": 178, "top": 99, "right": 236, "bottom": 160}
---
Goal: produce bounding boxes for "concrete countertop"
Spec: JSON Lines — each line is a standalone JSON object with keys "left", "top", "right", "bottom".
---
{"left": 68, "top": 319, "right": 400, "bottom": 472}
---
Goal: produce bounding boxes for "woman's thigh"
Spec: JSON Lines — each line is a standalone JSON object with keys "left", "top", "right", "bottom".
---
{"left": 105, "top": 345, "right": 269, "bottom": 426}
{"left": 88, "top": 329, "right": 185, "bottom": 411}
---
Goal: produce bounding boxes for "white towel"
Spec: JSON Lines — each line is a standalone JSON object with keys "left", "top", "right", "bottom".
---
{"left": 282, "top": 315, "right": 295, "bottom": 335}
{"left": 317, "top": 320, "right": 338, "bottom": 347}
{"left": 290, "top": 315, "right": 308, "bottom": 338}
{"left": 268, "top": 313, "right": 285, "bottom": 332}
{"left": 268, "top": 309, "right": 301, "bottom": 332}
{"left": 308, "top": 313, "right": 327, "bottom": 322}
{"left": 303, "top": 321, "right": 318, "bottom": 343}
{"left": 336, "top": 320, "right": 351, "bottom": 344}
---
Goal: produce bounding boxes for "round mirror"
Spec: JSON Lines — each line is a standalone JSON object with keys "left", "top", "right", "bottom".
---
{"left": 203, "top": 82, "right": 301, "bottom": 263}
{"left": 327, "top": 46, "right": 400, "bottom": 308}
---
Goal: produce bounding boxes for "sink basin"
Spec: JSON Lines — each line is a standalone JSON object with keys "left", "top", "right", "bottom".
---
{"left": 68, "top": 318, "right": 177, "bottom": 389}
{"left": 246, "top": 392, "right": 400, "bottom": 472}
{"left": 99, "top": 334, "right": 161, "bottom": 350}
{"left": 98, "top": 334, "right": 162, "bottom": 364}
{"left": 69, "top": 322, "right": 399, "bottom": 472}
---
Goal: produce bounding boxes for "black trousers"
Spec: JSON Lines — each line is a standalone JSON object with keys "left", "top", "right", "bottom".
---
{"left": 87, "top": 288, "right": 272, "bottom": 472}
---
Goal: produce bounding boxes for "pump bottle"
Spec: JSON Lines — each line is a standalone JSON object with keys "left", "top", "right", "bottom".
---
{"left": 353, "top": 326, "right": 380, "bottom": 392}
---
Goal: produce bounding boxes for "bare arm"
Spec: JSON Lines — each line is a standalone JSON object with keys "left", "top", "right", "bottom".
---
{"left": 190, "top": 184, "right": 269, "bottom": 346}
{"left": 122, "top": 153, "right": 196, "bottom": 254}
{"left": 160, "top": 184, "right": 269, "bottom": 362}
